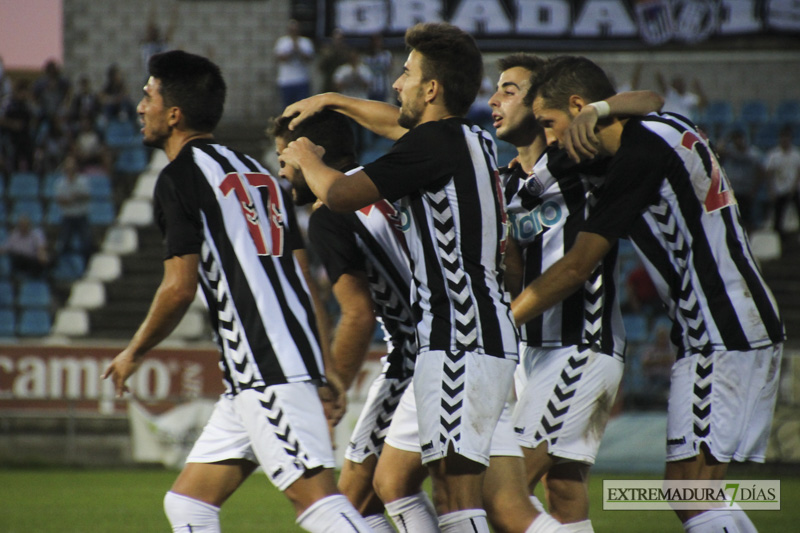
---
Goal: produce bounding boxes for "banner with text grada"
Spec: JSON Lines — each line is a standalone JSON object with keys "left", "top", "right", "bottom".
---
{"left": 0, "top": 345, "right": 224, "bottom": 414}
{"left": 325, "top": 0, "right": 799, "bottom": 48}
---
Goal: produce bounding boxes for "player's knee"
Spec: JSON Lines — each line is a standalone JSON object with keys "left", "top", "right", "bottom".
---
{"left": 163, "top": 491, "right": 220, "bottom": 532}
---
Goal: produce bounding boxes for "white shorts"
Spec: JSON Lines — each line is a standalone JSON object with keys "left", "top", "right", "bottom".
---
{"left": 666, "top": 344, "right": 782, "bottom": 463}
{"left": 186, "top": 384, "right": 335, "bottom": 491}
{"left": 385, "top": 369, "right": 522, "bottom": 463}
{"left": 513, "top": 345, "right": 624, "bottom": 465}
{"left": 344, "top": 368, "right": 412, "bottom": 464}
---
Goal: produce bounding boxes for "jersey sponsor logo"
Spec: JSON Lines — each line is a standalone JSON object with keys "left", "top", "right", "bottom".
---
{"left": 679, "top": 131, "right": 736, "bottom": 213}
{"left": 220, "top": 172, "right": 286, "bottom": 256}
{"left": 508, "top": 200, "right": 563, "bottom": 242}
{"left": 397, "top": 205, "right": 412, "bottom": 233}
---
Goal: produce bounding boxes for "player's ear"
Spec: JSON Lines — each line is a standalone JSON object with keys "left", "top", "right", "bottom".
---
{"left": 568, "top": 94, "right": 589, "bottom": 116}
{"left": 425, "top": 79, "right": 439, "bottom": 104}
{"left": 167, "top": 106, "right": 182, "bottom": 127}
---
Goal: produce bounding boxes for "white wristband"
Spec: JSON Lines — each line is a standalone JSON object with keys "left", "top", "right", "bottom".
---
{"left": 588, "top": 100, "right": 611, "bottom": 118}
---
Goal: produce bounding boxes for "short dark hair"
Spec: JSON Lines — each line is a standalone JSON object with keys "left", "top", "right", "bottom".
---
{"left": 497, "top": 53, "right": 547, "bottom": 76}
{"left": 526, "top": 56, "right": 616, "bottom": 111}
{"left": 269, "top": 110, "right": 356, "bottom": 168}
{"left": 148, "top": 50, "right": 226, "bottom": 133}
{"left": 405, "top": 22, "right": 483, "bottom": 117}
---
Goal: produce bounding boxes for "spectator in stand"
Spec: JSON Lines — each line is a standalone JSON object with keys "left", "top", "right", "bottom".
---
{"left": 717, "top": 128, "right": 764, "bottom": 232}
{"left": 363, "top": 33, "right": 393, "bottom": 103}
{"left": 655, "top": 71, "right": 707, "bottom": 122}
{"left": 140, "top": 4, "right": 178, "bottom": 78}
{"left": 54, "top": 153, "right": 93, "bottom": 261}
{"left": 32, "top": 59, "right": 71, "bottom": 134}
{"left": 34, "top": 115, "right": 71, "bottom": 176}
{"left": 333, "top": 50, "right": 373, "bottom": 154}
{"left": 765, "top": 124, "right": 800, "bottom": 242}
{"left": 274, "top": 19, "right": 315, "bottom": 109}
{"left": 99, "top": 64, "right": 136, "bottom": 122}
{"left": 73, "top": 115, "right": 112, "bottom": 173}
{"left": 67, "top": 75, "right": 100, "bottom": 131}
{"left": 317, "top": 28, "right": 351, "bottom": 94}
{"left": 1, "top": 214, "right": 49, "bottom": 278}
{"left": 0, "top": 79, "right": 35, "bottom": 174}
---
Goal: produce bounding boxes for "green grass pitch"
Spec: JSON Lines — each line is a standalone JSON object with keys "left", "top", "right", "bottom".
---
{"left": 0, "top": 468, "right": 797, "bottom": 532}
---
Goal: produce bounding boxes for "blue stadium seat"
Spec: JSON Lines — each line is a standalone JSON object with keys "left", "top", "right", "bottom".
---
{"left": 51, "top": 253, "right": 85, "bottom": 282}
{"left": 11, "top": 199, "right": 44, "bottom": 225}
{"left": 42, "top": 172, "right": 63, "bottom": 200}
{"left": 17, "top": 279, "right": 51, "bottom": 308}
{"left": 17, "top": 309, "right": 51, "bottom": 337}
{"left": 774, "top": 99, "right": 800, "bottom": 124}
{"left": 0, "top": 255, "right": 9, "bottom": 279}
{"left": 104, "top": 118, "right": 139, "bottom": 148}
{"left": 114, "top": 146, "right": 149, "bottom": 174}
{"left": 8, "top": 172, "right": 40, "bottom": 200}
{"left": 0, "top": 309, "right": 15, "bottom": 337}
{"left": 739, "top": 99, "right": 770, "bottom": 127}
{"left": 45, "top": 201, "right": 62, "bottom": 225}
{"left": 622, "top": 313, "right": 649, "bottom": 344}
{"left": 88, "top": 174, "right": 112, "bottom": 200}
{"left": 0, "top": 280, "right": 14, "bottom": 308}
{"left": 700, "top": 100, "right": 734, "bottom": 138}
{"left": 88, "top": 199, "right": 116, "bottom": 226}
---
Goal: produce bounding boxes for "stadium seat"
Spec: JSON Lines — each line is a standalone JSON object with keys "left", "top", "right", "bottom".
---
{"left": 17, "top": 308, "right": 52, "bottom": 336}
{"left": 86, "top": 253, "right": 122, "bottom": 282}
{"left": 0, "top": 254, "right": 9, "bottom": 280}
{"left": 8, "top": 172, "right": 40, "bottom": 200}
{"left": 115, "top": 146, "right": 150, "bottom": 174}
{"left": 700, "top": 100, "right": 734, "bottom": 138}
{"left": 88, "top": 199, "right": 116, "bottom": 226}
{"left": 51, "top": 253, "right": 86, "bottom": 282}
{"left": 118, "top": 198, "right": 152, "bottom": 226}
{"left": 42, "top": 172, "right": 63, "bottom": 200}
{"left": 104, "top": 118, "right": 139, "bottom": 148}
{"left": 0, "top": 309, "right": 15, "bottom": 337}
{"left": 622, "top": 313, "right": 649, "bottom": 344}
{"left": 11, "top": 199, "right": 44, "bottom": 225}
{"left": 0, "top": 280, "right": 14, "bottom": 308}
{"left": 17, "top": 279, "right": 51, "bottom": 308}
{"left": 52, "top": 308, "right": 89, "bottom": 337}
{"left": 45, "top": 201, "right": 62, "bottom": 225}
{"left": 739, "top": 99, "right": 770, "bottom": 127}
{"left": 88, "top": 174, "right": 113, "bottom": 200}
{"left": 774, "top": 99, "right": 800, "bottom": 124}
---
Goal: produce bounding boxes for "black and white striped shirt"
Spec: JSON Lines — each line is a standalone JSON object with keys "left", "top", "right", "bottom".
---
{"left": 153, "top": 139, "right": 324, "bottom": 394}
{"left": 362, "top": 118, "right": 519, "bottom": 359}
{"left": 586, "top": 114, "right": 785, "bottom": 358}
{"left": 309, "top": 200, "right": 417, "bottom": 380}
{"left": 503, "top": 147, "right": 626, "bottom": 358}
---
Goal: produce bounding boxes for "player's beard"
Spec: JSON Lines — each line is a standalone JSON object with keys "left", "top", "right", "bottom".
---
{"left": 142, "top": 125, "right": 170, "bottom": 149}
{"left": 397, "top": 87, "right": 425, "bottom": 130}
{"left": 290, "top": 177, "right": 317, "bottom": 206}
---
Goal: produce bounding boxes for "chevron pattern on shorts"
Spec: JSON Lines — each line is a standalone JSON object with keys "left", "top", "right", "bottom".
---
{"left": 583, "top": 268, "right": 604, "bottom": 349}
{"left": 692, "top": 354, "right": 713, "bottom": 439}
{"left": 651, "top": 202, "right": 711, "bottom": 352}
{"left": 260, "top": 391, "right": 309, "bottom": 465}
{"left": 201, "top": 244, "right": 257, "bottom": 391}
{"left": 429, "top": 189, "right": 477, "bottom": 351}
{"left": 440, "top": 350, "right": 466, "bottom": 445}
{"left": 533, "top": 351, "right": 590, "bottom": 445}
{"left": 364, "top": 377, "right": 411, "bottom": 454}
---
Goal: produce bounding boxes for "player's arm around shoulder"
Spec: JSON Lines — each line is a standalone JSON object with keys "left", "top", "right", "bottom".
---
{"left": 104, "top": 254, "right": 199, "bottom": 397}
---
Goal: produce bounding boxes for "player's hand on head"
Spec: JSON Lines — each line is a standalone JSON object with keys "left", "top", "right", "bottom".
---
{"left": 282, "top": 93, "right": 333, "bottom": 131}
{"left": 279, "top": 137, "right": 326, "bottom": 169}
{"left": 102, "top": 349, "right": 141, "bottom": 398}
{"left": 566, "top": 105, "right": 601, "bottom": 163}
